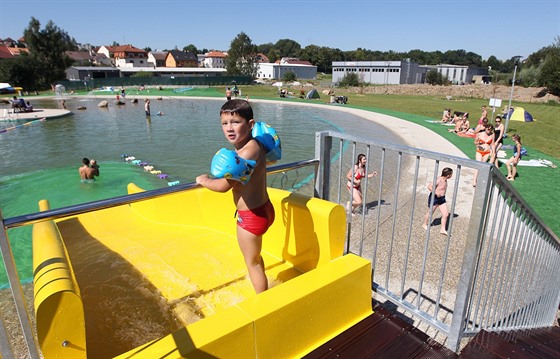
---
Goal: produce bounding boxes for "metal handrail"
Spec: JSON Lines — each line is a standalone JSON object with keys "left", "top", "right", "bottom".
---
{"left": 3, "top": 159, "right": 319, "bottom": 230}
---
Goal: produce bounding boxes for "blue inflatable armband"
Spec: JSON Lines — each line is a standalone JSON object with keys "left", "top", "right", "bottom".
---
{"left": 252, "top": 121, "right": 282, "bottom": 163}
{"left": 211, "top": 148, "right": 256, "bottom": 185}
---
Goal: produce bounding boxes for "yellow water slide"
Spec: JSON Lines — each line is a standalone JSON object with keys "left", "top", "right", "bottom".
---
{"left": 33, "top": 185, "right": 372, "bottom": 358}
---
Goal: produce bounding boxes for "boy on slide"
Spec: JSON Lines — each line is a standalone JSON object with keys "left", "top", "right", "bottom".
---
{"left": 196, "top": 100, "right": 275, "bottom": 293}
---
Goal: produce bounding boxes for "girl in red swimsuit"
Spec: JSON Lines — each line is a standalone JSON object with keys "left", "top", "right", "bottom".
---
{"left": 346, "top": 154, "right": 377, "bottom": 215}
{"left": 473, "top": 124, "right": 494, "bottom": 187}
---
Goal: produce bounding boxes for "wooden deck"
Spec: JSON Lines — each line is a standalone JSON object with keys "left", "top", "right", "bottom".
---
{"left": 305, "top": 300, "right": 560, "bottom": 359}
{"left": 304, "top": 302, "right": 457, "bottom": 358}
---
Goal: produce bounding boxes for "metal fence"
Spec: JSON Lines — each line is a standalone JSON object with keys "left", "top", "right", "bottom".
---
{"left": 314, "top": 130, "right": 560, "bottom": 352}
{"left": 58, "top": 75, "right": 252, "bottom": 91}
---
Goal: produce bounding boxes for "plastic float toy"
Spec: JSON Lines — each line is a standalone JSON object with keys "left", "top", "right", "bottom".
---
{"left": 210, "top": 148, "right": 256, "bottom": 185}
{"left": 252, "top": 121, "right": 282, "bottom": 163}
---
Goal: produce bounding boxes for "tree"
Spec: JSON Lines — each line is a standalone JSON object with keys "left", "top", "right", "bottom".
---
{"left": 226, "top": 32, "right": 258, "bottom": 77}
{"left": 0, "top": 56, "right": 41, "bottom": 91}
{"left": 183, "top": 44, "right": 198, "bottom": 54}
{"left": 257, "top": 42, "right": 274, "bottom": 55}
{"left": 23, "top": 17, "right": 77, "bottom": 89}
{"left": 537, "top": 50, "right": 560, "bottom": 96}
{"left": 274, "top": 39, "right": 301, "bottom": 58}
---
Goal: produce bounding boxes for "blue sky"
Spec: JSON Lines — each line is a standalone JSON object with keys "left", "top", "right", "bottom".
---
{"left": 0, "top": 0, "right": 558, "bottom": 61}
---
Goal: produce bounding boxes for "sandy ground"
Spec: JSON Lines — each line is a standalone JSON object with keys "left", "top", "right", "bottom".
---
{"left": 326, "top": 83, "right": 560, "bottom": 104}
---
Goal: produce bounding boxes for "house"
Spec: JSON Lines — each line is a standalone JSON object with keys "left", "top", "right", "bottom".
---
{"left": 93, "top": 53, "right": 112, "bottom": 66}
{"left": 202, "top": 51, "right": 227, "bottom": 68}
{"left": 256, "top": 53, "right": 270, "bottom": 63}
{"left": 257, "top": 58, "right": 317, "bottom": 80}
{"left": 97, "top": 45, "right": 149, "bottom": 68}
{"left": 0, "top": 45, "right": 14, "bottom": 59}
{"left": 0, "top": 46, "right": 29, "bottom": 58}
{"left": 166, "top": 50, "right": 198, "bottom": 68}
{"left": 332, "top": 60, "right": 423, "bottom": 85}
{"left": 113, "top": 45, "right": 149, "bottom": 68}
{"left": 65, "top": 51, "right": 95, "bottom": 66}
{"left": 148, "top": 51, "right": 168, "bottom": 68}
{"left": 0, "top": 37, "right": 18, "bottom": 47}
{"left": 97, "top": 45, "right": 116, "bottom": 64}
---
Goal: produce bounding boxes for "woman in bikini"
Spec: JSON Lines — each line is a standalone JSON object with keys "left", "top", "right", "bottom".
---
{"left": 346, "top": 154, "right": 377, "bottom": 215}
{"left": 473, "top": 124, "right": 494, "bottom": 187}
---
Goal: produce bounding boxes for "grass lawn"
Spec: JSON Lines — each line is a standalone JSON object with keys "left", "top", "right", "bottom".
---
{"left": 63, "top": 85, "right": 560, "bottom": 237}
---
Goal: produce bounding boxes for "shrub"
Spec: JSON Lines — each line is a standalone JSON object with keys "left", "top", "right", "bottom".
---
{"left": 283, "top": 71, "right": 296, "bottom": 82}
{"left": 338, "top": 72, "right": 360, "bottom": 87}
{"left": 426, "top": 69, "right": 448, "bottom": 85}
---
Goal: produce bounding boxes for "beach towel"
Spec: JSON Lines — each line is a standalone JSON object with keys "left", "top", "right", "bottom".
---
{"left": 425, "top": 120, "right": 455, "bottom": 126}
{"left": 498, "top": 159, "right": 557, "bottom": 168}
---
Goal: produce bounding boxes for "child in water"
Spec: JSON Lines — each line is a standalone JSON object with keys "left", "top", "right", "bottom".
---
{"left": 196, "top": 99, "right": 274, "bottom": 293}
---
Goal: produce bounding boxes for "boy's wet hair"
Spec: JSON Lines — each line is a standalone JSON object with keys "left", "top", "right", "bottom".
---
{"left": 442, "top": 167, "right": 453, "bottom": 177}
{"left": 220, "top": 99, "right": 253, "bottom": 121}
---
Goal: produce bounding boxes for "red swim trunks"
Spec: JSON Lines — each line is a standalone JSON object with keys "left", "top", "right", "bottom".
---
{"left": 236, "top": 200, "right": 275, "bottom": 236}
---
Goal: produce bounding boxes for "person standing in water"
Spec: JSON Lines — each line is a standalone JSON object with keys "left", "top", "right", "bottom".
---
{"left": 79, "top": 158, "right": 100, "bottom": 181}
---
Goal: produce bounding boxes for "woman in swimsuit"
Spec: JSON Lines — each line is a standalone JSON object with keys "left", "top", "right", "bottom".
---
{"left": 473, "top": 124, "right": 494, "bottom": 187}
{"left": 491, "top": 115, "right": 505, "bottom": 166}
{"left": 346, "top": 154, "right": 377, "bottom": 215}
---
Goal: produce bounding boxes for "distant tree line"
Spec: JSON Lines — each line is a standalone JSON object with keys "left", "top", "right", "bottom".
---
{"left": 0, "top": 19, "right": 558, "bottom": 96}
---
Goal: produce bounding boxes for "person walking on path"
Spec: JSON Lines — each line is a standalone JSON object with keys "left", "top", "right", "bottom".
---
{"left": 423, "top": 167, "right": 453, "bottom": 235}
{"left": 346, "top": 154, "right": 377, "bottom": 215}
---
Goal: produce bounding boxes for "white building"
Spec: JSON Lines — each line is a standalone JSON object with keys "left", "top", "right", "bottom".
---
{"left": 97, "top": 45, "right": 149, "bottom": 68}
{"left": 428, "top": 64, "right": 469, "bottom": 84}
{"left": 203, "top": 51, "right": 227, "bottom": 68}
{"left": 147, "top": 51, "right": 168, "bottom": 68}
{"left": 332, "top": 60, "right": 423, "bottom": 85}
{"left": 257, "top": 61, "right": 317, "bottom": 80}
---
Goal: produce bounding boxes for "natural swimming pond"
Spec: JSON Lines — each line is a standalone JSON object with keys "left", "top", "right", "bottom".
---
{"left": 0, "top": 97, "right": 403, "bottom": 285}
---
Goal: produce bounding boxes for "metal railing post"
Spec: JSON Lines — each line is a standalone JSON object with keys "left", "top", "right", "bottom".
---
{"left": 315, "top": 131, "right": 332, "bottom": 200}
{"left": 446, "top": 163, "right": 493, "bottom": 352}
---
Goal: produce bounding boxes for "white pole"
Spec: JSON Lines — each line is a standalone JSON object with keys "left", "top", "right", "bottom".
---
{"left": 504, "top": 65, "right": 517, "bottom": 134}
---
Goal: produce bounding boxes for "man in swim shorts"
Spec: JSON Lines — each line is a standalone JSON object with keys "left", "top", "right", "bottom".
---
{"left": 196, "top": 99, "right": 274, "bottom": 293}
{"left": 423, "top": 167, "right": 453, "bottom": 235}
{"left": 79, "top": 157, "right": 100, "bottom": 181}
